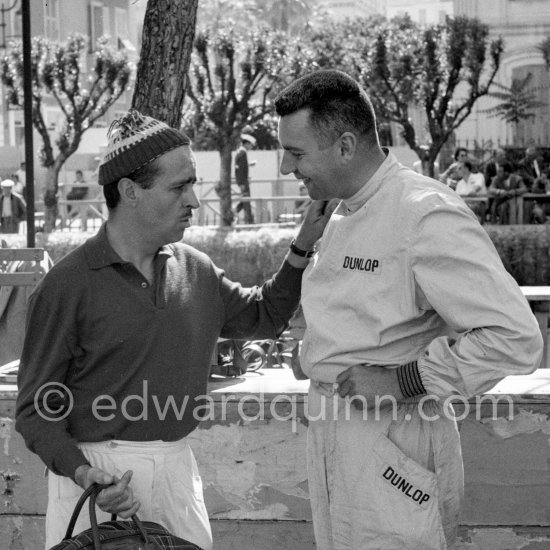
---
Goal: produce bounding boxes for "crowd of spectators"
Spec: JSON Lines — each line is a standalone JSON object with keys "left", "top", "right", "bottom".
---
{"left": 436, "top": 145, "right": 550, "bottom": 224}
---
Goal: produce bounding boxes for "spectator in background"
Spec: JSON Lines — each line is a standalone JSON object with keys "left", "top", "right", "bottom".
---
{"left": 482, "top": 148, "right": 512, "bottom": 224}
{"left": 531, "top": 169, "right": 550, "bottom": 195}
{"left": 0, "top": 179, "right": 26, "bottom": 233}
{"left": 527, "top": 168, "right": 550, "bottom": 224}
{"left": 15, "top": 162, "right": 26, "bottom": 192}
{"left": 11, "top": 174, "right": 24, "bottom": 196}
{"left": 483, "top": 147, "right": 510, "bottom": 186}
{"left": 455, "top": 160, "right": 487, "bottom": 223}
{"left": 67, "top": 170, "right": 89, "bottom": 201}
{"left": 234, "top": 134, "right": 256, "bottom": 224}
{"left": 517, "top": 145, "right": 545, "bottom": 191}
{"left": 439, "top": 147, "right": 469, "bottom": 189}
{"left": 67, "top": 170, "right": 90, "bottom": 231}
{"left": 91, "top": 156, "right": 109, "bottom": 220}
{"left": 488, "top": 161, "right": 527, "bottom": 224}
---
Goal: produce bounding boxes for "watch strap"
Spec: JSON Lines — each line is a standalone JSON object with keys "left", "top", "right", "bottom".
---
{"left": 290, "top": 239, "right": 315, "bottom": 258}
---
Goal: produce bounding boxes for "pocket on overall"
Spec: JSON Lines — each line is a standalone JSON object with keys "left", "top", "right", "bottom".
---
{"left": 366, "top": 433, "right": 447, "bottom": 550}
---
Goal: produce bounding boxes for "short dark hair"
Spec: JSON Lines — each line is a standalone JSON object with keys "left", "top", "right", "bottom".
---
{"left": 500, "top": 161, "right": 513, "bottom": 175}
{"left": 454, "top": 147, "right": 468, "bottom": 161}
{"left": 274, "top": 70, "right": 377, "bottom": 146}
{"left": 103, "top": 157, "right": 162, "bottom": 210}
{"left": 462, "top": 160, "right": 473, "bottom": 172}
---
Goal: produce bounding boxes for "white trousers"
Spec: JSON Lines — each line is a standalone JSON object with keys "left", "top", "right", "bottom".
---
{"left": 45, "top": 438, "right": 212, "bottom": 550}
{"left": 307, "top": 388, "right": 464, "bottom": 550}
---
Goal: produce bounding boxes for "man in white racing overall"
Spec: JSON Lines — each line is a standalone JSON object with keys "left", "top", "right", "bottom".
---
{"left": 274, "top": 70, "right": 543, "bottom": 550}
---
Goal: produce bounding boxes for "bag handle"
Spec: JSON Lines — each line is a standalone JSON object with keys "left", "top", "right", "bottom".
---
{"left": 63, "top": 483, "right": 101, "bottom": 541}
{"left": 63, "top": 483, "right": 152, "bottom": 550}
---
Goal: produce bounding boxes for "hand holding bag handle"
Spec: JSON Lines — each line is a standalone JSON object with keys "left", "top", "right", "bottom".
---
{"left": 63, "top": 483, "right": 153, "bottom": 550}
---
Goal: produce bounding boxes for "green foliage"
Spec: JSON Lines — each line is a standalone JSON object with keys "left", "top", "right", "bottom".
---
{"left": 298, "top": 14, "right": 503, "bottom": 177}
{"left": 4, "top": 225, "right": 550, "bottom": 287}
{"left": 538, "top": 36, "right": 550, "bottom": 69}
{"left": 184, "top": 225, "right": 296, "bottom": 285}
{"left": 484, "top": 225, "right": 550, "bottom": 285}
{"left": 184, "top": 26, "right": 310, "bottom": 225}
{"left": 196, "top": 0, "right": 326, "bottom": 36}
{"left": 0, "top": 33, "right": 131, "bottom": 231}
{"left": 362, "top": 15, "right": 502, "bottom": 173}
{"left": 1, "top": 34, "right": 131, "bottom": 169}
{"left": 481, "top": 72, "right": 546, "bottom": 127}
{"left": 257, "top": 0, "right": 320, "bottom": 35}
{"left": 1, "top": 226, "right": 296, "bottom": 287}
{"left": 185, "top": 26, "right": 290, "bottom": 151}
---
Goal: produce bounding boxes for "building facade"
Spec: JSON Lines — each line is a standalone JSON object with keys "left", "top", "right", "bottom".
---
{"left": 318, "top": 0, "right": 385, "bottom": 20}
{"left": 385, "top": 0, "right": 454, "bottom": 24}
{"left": 453, "top": 0, "right": 550, "bottom": 148}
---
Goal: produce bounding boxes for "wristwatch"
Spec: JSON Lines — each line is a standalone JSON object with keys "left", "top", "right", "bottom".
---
{"left": 290, "top": 239, "right": 315, "bottom": 258}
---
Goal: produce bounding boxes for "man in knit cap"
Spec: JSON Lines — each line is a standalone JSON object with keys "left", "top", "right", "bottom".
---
{"left": 16, "top": 110, "right": 332, "bottom": 549}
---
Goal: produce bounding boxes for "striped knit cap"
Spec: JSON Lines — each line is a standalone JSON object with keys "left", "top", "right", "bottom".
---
{"left": 98, "top": 109, "right": 190, "bottom": 186}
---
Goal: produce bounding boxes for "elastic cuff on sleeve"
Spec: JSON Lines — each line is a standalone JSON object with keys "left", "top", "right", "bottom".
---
{"left": 397, "top": 360, "right": 426, "bottom": 398}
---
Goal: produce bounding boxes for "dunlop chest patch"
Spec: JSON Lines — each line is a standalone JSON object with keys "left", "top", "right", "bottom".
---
{"left": 342, "top": 255, "right": 381, "bottom": 274}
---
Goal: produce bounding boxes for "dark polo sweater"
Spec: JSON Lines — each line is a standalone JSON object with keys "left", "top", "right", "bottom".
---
{"left": 16, "top": 225, "right": 304, "bottom": 478}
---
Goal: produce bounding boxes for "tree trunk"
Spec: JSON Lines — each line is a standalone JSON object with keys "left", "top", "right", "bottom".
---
{"left": 421, "top": 158, "right": 432, "bottom": 178}
{"left": 132, "top": 0, "right": 198, "bottom": 128}
{"left": 217, "top": 145, "right": 234, "bottom": 227}
{"left": 42, "top": 165, "right": 62, "bottom": 233}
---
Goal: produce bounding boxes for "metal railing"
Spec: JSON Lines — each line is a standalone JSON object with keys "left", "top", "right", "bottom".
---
{"left": 28, "top": 180, "right": 310, "bottom": 231}
{"left": 196, "top": 195, "right": 308, "bottom": 226}
{"left": 27, "top": 194, "right": 550, "bottom": 232}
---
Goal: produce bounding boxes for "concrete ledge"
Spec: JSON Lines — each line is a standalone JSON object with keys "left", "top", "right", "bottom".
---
{"left": 2, "top": 516, "right": 550, "bottom": 550}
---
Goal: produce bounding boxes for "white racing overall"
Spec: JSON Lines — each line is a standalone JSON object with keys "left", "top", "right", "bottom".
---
{"left": 300, "top": 151, "right": 542, "bottom": 549}
{"left": 307, "top": 386, "right": 462, "bottom": 549}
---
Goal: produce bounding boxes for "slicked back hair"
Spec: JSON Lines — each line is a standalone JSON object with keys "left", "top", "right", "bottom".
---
{"left": 274, "top": 70, "right": 378, "bottom": 147}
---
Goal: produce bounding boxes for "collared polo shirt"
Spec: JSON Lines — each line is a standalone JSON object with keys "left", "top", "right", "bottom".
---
{"left": 16, "top": 225, "right": 304, "bottom": 477}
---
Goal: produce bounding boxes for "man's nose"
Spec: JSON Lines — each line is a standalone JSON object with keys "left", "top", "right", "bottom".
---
{"left": 185, "top": 188, "right": 200, "bottom": 210}
{"left": 280, "top": 151, "right": 295, "bottom": 176}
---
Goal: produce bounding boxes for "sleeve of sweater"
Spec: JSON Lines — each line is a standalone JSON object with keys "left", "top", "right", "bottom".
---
{"left": 219, "top": 257, "right": 305, "bottom": 341}
{"left": 15, "top": 285, "right": 89, "bottom": 480}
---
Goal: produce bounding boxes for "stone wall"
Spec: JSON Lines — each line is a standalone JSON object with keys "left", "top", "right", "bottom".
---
{"left": 1, "top": 370, "right": 550, "bottom": 549}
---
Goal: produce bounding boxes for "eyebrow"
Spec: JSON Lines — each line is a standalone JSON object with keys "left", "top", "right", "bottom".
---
{"left": 283, "top": 145, "right": 305, "bottom": 153}
{"left": 171, "top": 176, "right": 197, "bottom": 187}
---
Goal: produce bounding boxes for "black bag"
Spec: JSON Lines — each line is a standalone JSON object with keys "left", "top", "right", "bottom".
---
{"left": 49, "top": 483, "right": 203, "bottom": 549}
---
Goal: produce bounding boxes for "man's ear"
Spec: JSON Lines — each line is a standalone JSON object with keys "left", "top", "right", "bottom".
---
{"left": 338, "top": 132, "right": 357, "bottom": 162}
{"left": 118, "top": 177, "right": 138, "bottom": 206}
